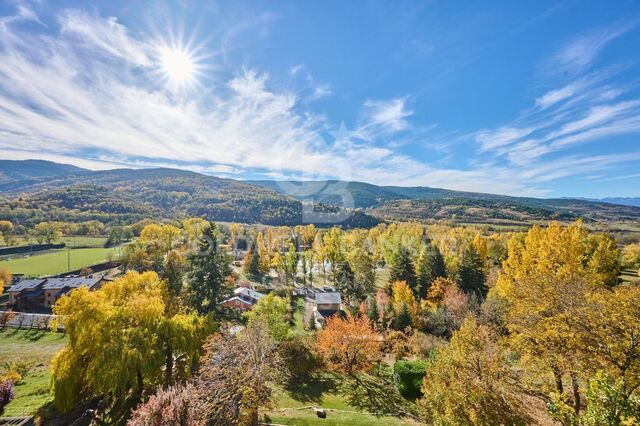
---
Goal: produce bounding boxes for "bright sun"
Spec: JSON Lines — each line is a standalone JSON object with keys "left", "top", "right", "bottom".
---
{"left": 160, "top": 47, "right": 195, "bottom": 85}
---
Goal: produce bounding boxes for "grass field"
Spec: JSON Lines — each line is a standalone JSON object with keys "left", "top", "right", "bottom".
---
{"left": 262, "top": 372, "right": 419, "bottom": 426}
{"left": 0, "top": 328, "right": 67, "bottom": 417}
{"left": 0, "top": 246, "right": 121, "bottom": 276}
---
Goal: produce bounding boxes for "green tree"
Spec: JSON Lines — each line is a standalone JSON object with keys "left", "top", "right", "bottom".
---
{"left": 367, "top": 297, "right": 380, "bottom": 326}
{"left": 187, "top": 223, "right": 232, "bottom": 314}
{"left": 457, "top": 246, "right": 487, "bottom": 298}
{"left": 161, "top": 250, "right": 186, "bottom": 301}
{"left": 389, "top": 249, "right": 416, "bottom": 293}
{"left": 243, "top": 244, "right": 262, "bottom": 278}
{"left": 282, "top": 243, "right": 299, "bottom": 285}
{"left": 244, "top": 293, "right": 291, "bottom": 342}
{"left": 0, "top": 221, "right": 15, "bottom": 246}
{"left": 392, "top": 302, "right": 413, "bottom": 331}
{"left": 415, "top": 243, "right": 446, "bottom": 299}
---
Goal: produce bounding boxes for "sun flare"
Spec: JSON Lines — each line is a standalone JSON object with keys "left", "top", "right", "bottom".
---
{"left": 160, "top": 46, "right": 195, "bottom": 86}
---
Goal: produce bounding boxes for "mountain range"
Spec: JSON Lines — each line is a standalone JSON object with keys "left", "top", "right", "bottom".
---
{"left": 0, "top": 160, "right": 639, "bottom": 227}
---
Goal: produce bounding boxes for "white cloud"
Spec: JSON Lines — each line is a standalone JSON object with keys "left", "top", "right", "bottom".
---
{"left": 0, "top": 5, "right": 635, "bottom": 198}
{"left": 360, "top": 98, "right": 413, "bottom": 137}
{"left": 548, "top": 21, "right": 635, "bottom": 75}
{"left": 475, "top": 126, "right": 534, "bottom": 151}
{"left": 58, "top": 10, "right": 153, "bottom": 67}
{"left": 535, "top": 81, "right": 583, "bottom": 109}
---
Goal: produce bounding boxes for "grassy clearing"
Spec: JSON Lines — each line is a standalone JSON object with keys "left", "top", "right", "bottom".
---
{"left": 0, "top": 328, "right": 67, "bottom": 417}
{"left": 292, "top": 297, "right": 308, "bottom": 335}
{"left": 0, "top": 246, "right": 121, "bottom": 276}
{"left": 262, "top": 372, "right": 419, "bottom": 426}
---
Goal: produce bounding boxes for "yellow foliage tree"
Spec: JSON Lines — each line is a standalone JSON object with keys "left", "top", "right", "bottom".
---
{"left": 418, "top": 318, "right": 531, "bottom": 425}
{"left": 495, "top": 221, "right": 621, "bottom": 408}
{"left": 51, "top": 271, "right": 210, "bottom": 412}
{"left": 391, "top": 280, "right": 417, "bottom": 314}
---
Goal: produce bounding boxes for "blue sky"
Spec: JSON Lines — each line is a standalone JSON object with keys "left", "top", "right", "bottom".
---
{"left": 1, "top": 0, "right": 640, "bottom": 198}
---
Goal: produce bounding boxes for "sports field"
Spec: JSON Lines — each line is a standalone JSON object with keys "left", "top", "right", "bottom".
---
{"left": 0, "top": 246, "right": 121, "bottom": 276}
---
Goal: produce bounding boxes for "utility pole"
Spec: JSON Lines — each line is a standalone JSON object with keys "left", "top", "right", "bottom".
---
{"left": 67, "top": 247, "right": 70, "bottom": 272}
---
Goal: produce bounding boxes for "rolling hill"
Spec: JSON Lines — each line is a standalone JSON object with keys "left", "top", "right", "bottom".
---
{"left": 0, "top": 160, "right": 638, "bottom": 227}
{"left": 0, "top": 163, "right": 378, "bottom": 228}
{"left": 0, "top": 159, "right": 88, "bottom": 185}
{"left": 249, "top": 180, "right": 640, "bottom": 224}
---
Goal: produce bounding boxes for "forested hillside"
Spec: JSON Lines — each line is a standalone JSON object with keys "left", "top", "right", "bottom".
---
{"left": 0, "top": 166, "right": 379, "bottom": 228}
{"left": 250, "top": 179, "right": 640, "bottom": 224}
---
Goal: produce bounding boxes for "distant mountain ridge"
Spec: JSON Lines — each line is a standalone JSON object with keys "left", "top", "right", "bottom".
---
{"left": 579, "top": 197, "right": 640, "bottom": 208}
{"left": 248, "top": 180, "right": 640, "bottom": 224}
{"left": 0, "top": 162, "right": 378, "bottom": 227}
{"left": 0, "top": 160, "right": 638, "bottom": 226}
{"left": 0, "top": 159, "right": 88, "bottom": 186}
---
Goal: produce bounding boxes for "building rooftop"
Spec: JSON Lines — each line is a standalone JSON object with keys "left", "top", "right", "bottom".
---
{"left": 234, "top": 287, "right": 265, "bottom": 301}
{"left": 315, "top": 292, "right": 341, "bottom": 305}
{"left": 41, "top": 277, "right": 102, "bottom": 290}
{"left": 8, "top": 279, "right": 46, "bottom": 292}
{"left": 9, "top": 276, "right": 102, "bottom": 293}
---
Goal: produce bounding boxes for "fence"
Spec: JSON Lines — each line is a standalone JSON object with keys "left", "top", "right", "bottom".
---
{"left": 0, "top": 311, "right": 63, "bottom": 331}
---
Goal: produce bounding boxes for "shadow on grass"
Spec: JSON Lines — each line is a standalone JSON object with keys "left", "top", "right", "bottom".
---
{"left": 339, "top": 373, "right": 416, "bottom": 418}
{"left": 284, "top": 374, "right": 338, "bottom": 404}
{"left": 0, "top": 327, "right": 56, "bottom": 342}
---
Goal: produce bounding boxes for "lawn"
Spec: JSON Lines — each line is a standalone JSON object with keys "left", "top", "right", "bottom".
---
{"left": 262, "top": 372, "right": 419, "bottom": 426}
{"left": 0, "top": 328, "right": 67, "bottom": 417}
{"left": 0, "top": 246, "right": 121, "bottom": 276}
{"left": 292, "top": 297, "right": 308, "bottom": 335}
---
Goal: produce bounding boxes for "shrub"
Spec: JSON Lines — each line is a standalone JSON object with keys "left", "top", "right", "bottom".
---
{"left": 393, "top": 359, "right": 427, "bottom": 399}
{"left": 0, "top": 380, "right": 15, "bottom": 415}
{"left": 127, "top": 384, "right": 202, "bottom": 426}
{"left": 1, "top": 370, "right": 22, "bottom": 385}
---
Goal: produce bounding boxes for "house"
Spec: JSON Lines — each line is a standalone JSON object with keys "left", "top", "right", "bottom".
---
{"left": 8, "top": 276, "right": 104, "bottom": 311}
{"left": 221, "top": 287, "right": 265, "bottom": 312}
{"left": 307, "top": 292, "right": 342, "bottom": 328}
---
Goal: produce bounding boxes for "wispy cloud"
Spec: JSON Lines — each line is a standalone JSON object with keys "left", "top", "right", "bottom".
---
{"left": 546, "top": 21, "right": 636, "bottom": 75}
{"left": 0, "top": 6, "right": 540, "bottom": 195}
{"left": 359, "top": 97, "right": 413, "bottom": 137}
{"left": 0, "top": 5, "right": 637, "bottom": 198}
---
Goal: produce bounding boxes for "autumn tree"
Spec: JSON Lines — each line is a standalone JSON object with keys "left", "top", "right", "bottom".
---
{"left": 316, "top": 314, "right": 381, "bottom": 375}
{"left": 128, "top": 384, "right": 203, "bottom": 426}
{"left": 389, "top": 249, "right": 416, "bottom": 294}
{"left": 571, "top": 285, "right": 640, "bottom": 395}
{"left": 496, "top": 221, "right": 621, "bottom": 408}
{"left": 0, "top": 221, "right": 14, "bottom": 246}
{"left": 187, "top": 223, "right": 232, "bottom": 314}
{"left": 0, "top": 268, "right": 11, "bottom": 291}
{"left": 162, "top": 249, "right": 186, "bottom": 301}
{"left": 34, "top": 221, "right": 62, "bottom": 244}
{"left": 194, "top": 322, "right": 282, "bottom": 425}
{"left": 323, "top": 227, "right": 345, "bottom": 285}
{"left": 243, "top": 245, "right": 262, "bottom": 279}
{"left": 281, "top": 243, "right": 298, "bottom": 285}
{"left": 141, "top": 223, "right": 183, "bottom": 255}
{"left": 415, "top": 243, "right": 446, "bottom": 299}
{"left": 345, "top": 245, "right": 376, "bottom": 303}
{"left": 256, "top": 232, "right": 271, "bottom": 275}
{"left": 51, "top": 271, "right": 209, "bottom": 412}
{"left": 418, "top": 318, "right": 530, "bottom": 426}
